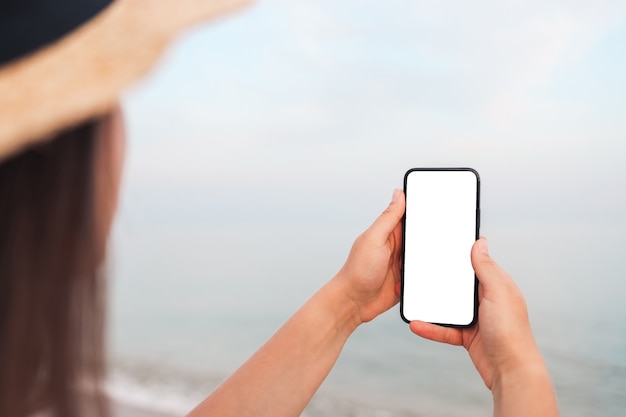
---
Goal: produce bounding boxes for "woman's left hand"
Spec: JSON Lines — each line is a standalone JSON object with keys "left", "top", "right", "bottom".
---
{"left": 334, "top": 189, "right": 405, "bottom": 325}
{"left": 189, "top": 189, "right": 406, "bottom": 417}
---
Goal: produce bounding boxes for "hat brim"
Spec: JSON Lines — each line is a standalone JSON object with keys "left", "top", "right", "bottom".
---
{"left": 0, "top": 0, "right": 250, "bottom": 161}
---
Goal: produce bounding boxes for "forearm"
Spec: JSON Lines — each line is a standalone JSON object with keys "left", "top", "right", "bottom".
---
{"left": 492, "top": 358, "right": 559, "bottom": 417}
{"left": 187, "top": 277, "right": 360, "bottom": 417}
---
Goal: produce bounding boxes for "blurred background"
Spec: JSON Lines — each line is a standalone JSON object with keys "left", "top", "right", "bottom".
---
{"left": 109, "top": 0, "right": 626, "bottom": 416}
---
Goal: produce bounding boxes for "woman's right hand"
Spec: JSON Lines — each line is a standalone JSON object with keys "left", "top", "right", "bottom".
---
{"left": 410, "top": 238, "right": 560, "bottom": 417}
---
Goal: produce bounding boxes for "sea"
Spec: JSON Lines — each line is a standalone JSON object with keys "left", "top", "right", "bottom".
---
{"left": 107, "top": 183, "right": 626, "bottom": 417}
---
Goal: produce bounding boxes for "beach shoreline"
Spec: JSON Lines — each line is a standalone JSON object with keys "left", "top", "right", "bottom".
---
{"left": 113, "top": 401, "right": 178, "bottom": 417}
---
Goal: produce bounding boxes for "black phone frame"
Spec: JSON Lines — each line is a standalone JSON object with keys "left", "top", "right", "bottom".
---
{"left": 400, "top": 167, "right": 481, "bottom": 327}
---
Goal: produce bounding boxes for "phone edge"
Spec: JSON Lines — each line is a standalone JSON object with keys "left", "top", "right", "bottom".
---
{"left": 399, "top": 167, "right": 481, "bottom": 328}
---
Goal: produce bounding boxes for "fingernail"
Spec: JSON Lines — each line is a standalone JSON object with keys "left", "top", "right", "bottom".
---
{"left": 477, "top": 238, "right": 489, "bottom": 255}
{"left": 391, "top": 189, "right": 401, "bottom": 203}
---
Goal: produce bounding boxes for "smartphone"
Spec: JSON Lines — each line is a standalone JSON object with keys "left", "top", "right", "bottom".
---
{"left": 400, "top": 168, "right": 480, "bottom": 327}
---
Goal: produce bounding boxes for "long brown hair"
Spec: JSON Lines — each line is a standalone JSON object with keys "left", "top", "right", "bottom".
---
{"left": 0, "top": 119, "right": 109, "bottom": 417}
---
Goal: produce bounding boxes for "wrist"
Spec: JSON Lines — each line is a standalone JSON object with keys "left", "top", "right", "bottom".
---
{"left": 492, "top": 354, "right": 550, "bottom": 394}
{"left": 491, "top": 354, "right": 559, "bottom": 417}
{"left": 322, "top": 275, "right": 363, "bottom": 336}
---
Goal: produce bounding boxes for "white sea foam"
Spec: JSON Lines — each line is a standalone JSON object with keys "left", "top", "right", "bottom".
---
{"left": 106, "top": 359, "right": 217, "bottom": 416}
{"left": 107, "top": 373, "right": 195, "bottom": 416}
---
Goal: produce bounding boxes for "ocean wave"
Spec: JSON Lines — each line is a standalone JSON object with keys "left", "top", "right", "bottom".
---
{"left": 107, "top": 357, "right": 425, "bottom": 417}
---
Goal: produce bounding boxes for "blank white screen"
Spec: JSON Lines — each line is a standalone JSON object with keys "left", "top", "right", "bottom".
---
{"left": 402, "top": 169, "right": 478, "bottom": 326}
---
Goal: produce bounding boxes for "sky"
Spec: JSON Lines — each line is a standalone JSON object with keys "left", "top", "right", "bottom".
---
{"left": 120, "top": 0, "right": 626, "bottom": 233}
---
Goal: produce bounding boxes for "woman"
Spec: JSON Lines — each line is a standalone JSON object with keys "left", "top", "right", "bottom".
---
{"left": 0, "top": 1, "right": 560, "bottom": 416}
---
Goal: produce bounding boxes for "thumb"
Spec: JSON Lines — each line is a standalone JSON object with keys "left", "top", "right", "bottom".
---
{"left": 471, "top": 237, "right": 509, "bottom": 290}
{"left": 368, "top": 189, "right": 406, "bottom": 240}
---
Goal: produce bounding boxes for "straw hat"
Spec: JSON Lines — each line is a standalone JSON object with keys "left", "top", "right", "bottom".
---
{"left": 0, "top": 0, "right": 250, "bottom": 161}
